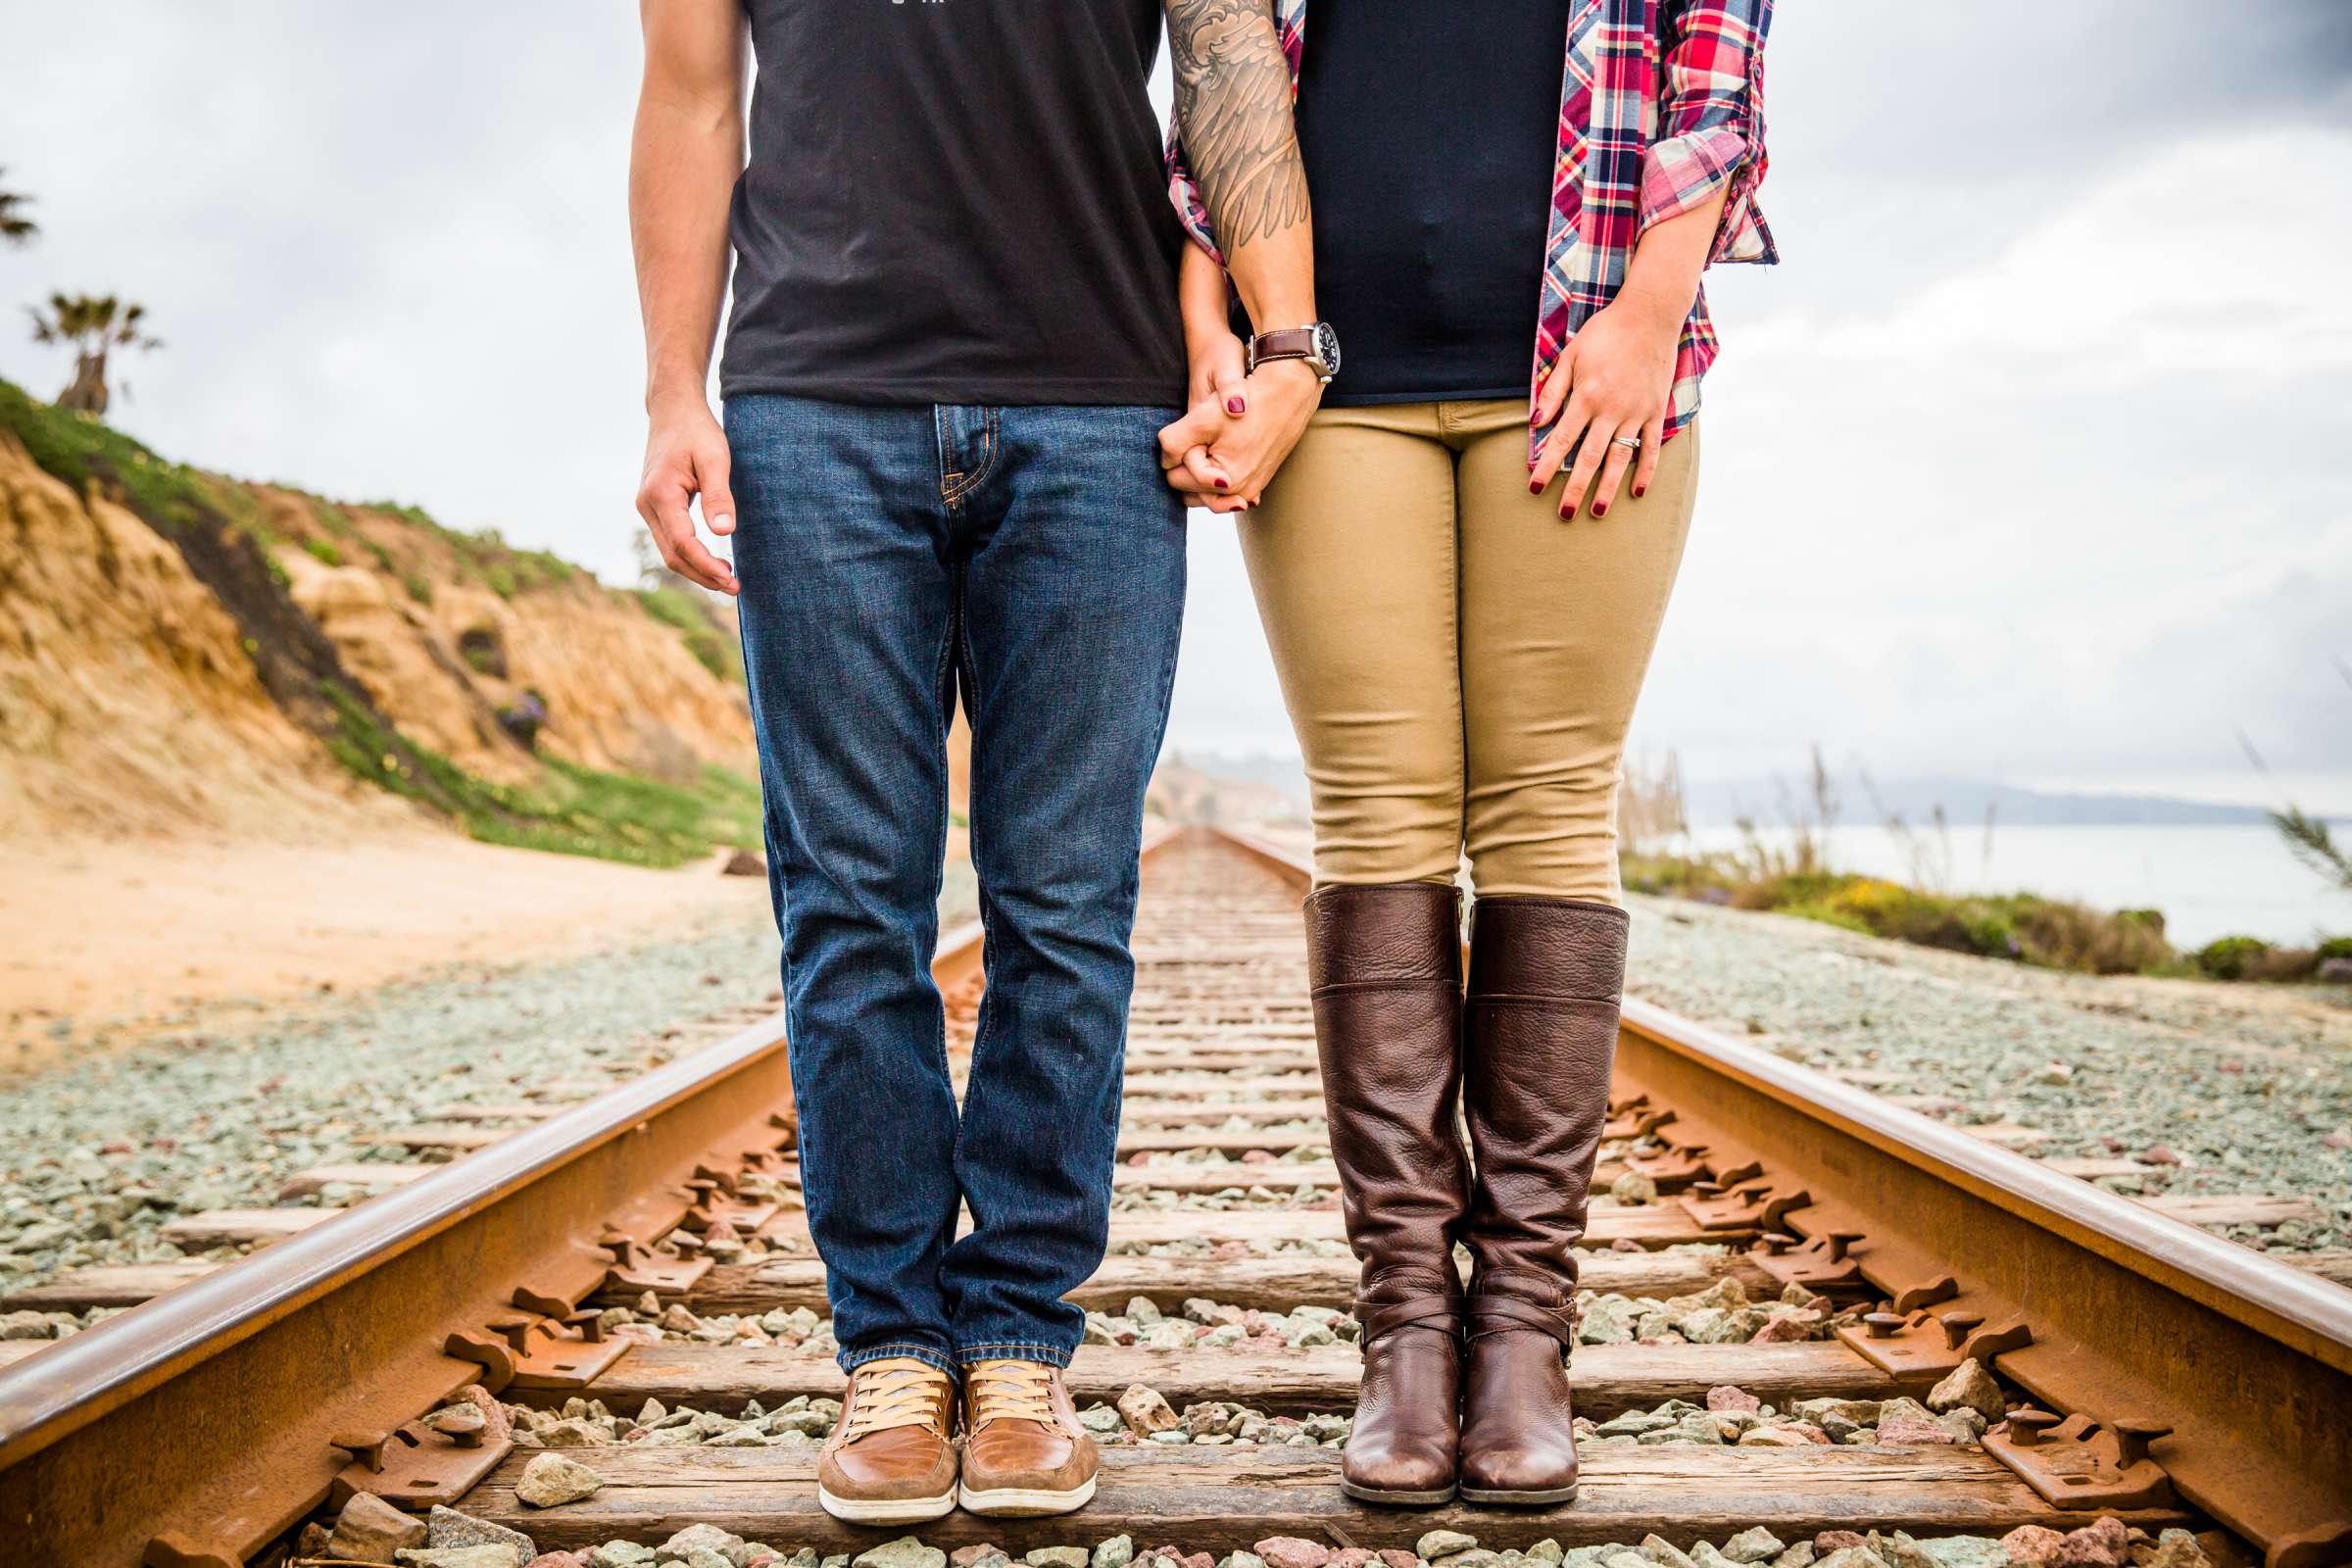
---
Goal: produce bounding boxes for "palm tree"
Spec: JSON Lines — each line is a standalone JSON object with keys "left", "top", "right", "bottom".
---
{"left": 26, "top": 293, "right": 161, "bottom": 416}
{"left": 0, "top": 171, "right": 33, "bottom": 246}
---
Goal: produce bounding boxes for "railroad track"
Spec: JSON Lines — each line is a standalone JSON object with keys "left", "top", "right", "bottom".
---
{"left": 2, "top": 828, "right": 2348, "bottom": 1567}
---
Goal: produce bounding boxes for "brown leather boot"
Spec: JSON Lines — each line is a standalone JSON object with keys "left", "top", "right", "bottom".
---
{"left": 816, "top": 1356, "right": 958, "bottom": 1524}
{"left": 1456, "top": 895, "right": 1628, "bottom": 1505}
{"left": 1306, "top": 881, "right": 1470, "bottom": 1506}
{"left": 957, "top": 1359, "right": 1099, "bottom": 1516}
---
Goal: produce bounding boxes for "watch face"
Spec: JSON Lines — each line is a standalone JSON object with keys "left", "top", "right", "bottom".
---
{"left": 1316, "top": 321, "right": 1343, "bottom": 377}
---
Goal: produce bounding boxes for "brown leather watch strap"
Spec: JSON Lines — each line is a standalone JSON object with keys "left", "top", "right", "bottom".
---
{"left": 1250, "top": 327, "right": 1319, "bottom": 363}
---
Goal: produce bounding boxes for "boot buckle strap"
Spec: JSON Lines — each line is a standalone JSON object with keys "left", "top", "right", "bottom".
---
{"left": 1466, "top": 1295, "right": 1578, "bottom": 1346}
{"left": 1354, "top": 1294, "right": 1464, "bottom": 1344}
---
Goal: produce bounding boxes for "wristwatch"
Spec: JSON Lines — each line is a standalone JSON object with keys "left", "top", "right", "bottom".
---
{"left": 1247, "top": 322, "right": 1342, "bottom": 384}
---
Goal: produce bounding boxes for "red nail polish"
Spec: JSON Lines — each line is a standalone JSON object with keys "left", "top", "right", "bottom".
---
{"left": 1633, "top": 485, "right": 1646, "bottom": 498}
{"left": 1227, "top": 398, "right": 1246, "bottom": 415}
{"left": 1559, "top": 505, "right": 1574, "bottom": 520}
{"left": 1213, "top": 477, "right": 1228, "bottom": 489}
{"left": 1528, "top": 479, "right": 1544, "bottom": 495}
{"left": 1592, "top": 502, "right": 1608, "bottom": 517}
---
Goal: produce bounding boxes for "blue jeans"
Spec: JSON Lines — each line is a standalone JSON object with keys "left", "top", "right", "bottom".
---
{"left": 724, "top": 395, "right": 1186, "bottom": 1374}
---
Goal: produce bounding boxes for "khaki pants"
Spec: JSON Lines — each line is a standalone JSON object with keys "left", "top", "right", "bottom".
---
{"left": 1240, "top": 399, "right": 1697, "bottom": 903}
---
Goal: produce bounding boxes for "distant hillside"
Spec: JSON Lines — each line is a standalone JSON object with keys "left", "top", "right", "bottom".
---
{"left": 1683, "top": 774, "right": 2277, "bottom": 828}
{"left": 0, "top": 379, "right": 760, "bottom": 864}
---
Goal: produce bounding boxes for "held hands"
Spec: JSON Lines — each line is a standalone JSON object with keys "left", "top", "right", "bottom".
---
{"left": 1528, "top": 285, "right": 1685, "bottom": 519}
{"left": 636, "top": 394, "right": 740, "bottom": 596}
{"left": 1156, "top": 330, "right": 1321, "bottom": 514}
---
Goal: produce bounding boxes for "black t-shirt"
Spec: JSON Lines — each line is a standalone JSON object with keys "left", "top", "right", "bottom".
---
{"left": 721, "top": 0, "right": 1188, "bottom": 408}
{"left": 1290, "top": 0, "right": 1572, "bottom": 406}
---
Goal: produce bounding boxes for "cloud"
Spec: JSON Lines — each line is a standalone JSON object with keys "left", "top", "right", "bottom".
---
{"left": 3, "top": 2, "right": 2345, "bottom": 810}
{"left": 1744, "top": 129, "right": 2352, "bottom": 391}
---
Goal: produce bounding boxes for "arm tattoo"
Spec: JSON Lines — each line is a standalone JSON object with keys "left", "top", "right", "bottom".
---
{"left": 1168, "top": 0, "right": 1308, "bottom": 250}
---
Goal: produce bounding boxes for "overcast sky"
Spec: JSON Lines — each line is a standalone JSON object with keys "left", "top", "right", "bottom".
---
{"left": 4, "top": 2, "right": 2349, "bottom": 808}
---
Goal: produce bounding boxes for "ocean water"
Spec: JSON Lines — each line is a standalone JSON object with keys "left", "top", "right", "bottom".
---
{"left": 1672, "top": 822, "right": 2352, "bottom": 950}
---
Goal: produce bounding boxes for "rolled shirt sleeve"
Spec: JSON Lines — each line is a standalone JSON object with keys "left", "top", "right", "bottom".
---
{"left": 1641, "top": 0, "right": 1778, "bottom": 266}
{"left": 1164, "top": 131, "right": 1226, "bottom": 267}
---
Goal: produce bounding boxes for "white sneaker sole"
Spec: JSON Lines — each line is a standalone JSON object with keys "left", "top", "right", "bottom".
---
{"left": 816, "top": 1484, "right": 958, "bottom": 1525}
{"left": 957, "top": 1474, "right": 1099, "bottom": 1517}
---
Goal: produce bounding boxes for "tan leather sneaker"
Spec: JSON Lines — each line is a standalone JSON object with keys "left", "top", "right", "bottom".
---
{"left": 956, "top": 1359, "right": 1099, "bottom": 1516}
{"left": 816, "top": 1356, "right": 958, "bottom": 1524}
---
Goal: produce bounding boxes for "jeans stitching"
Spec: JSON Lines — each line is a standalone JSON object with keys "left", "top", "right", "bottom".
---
{"left": 845, "top": 1342, "right": 958, "bottom": 1374}
{"left": 955, "top": 1341, "right": 1072, "bottom": 1367}
{"left": 940, "top": 406, "right": 999, "bottom": 506}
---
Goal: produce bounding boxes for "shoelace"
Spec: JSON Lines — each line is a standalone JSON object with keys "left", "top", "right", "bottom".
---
{"left": 964, "top": 1358, "right": 1057, "bottom": 1428}
{"left": 840, "top": 1356, "right": 952, "bottom": 1442}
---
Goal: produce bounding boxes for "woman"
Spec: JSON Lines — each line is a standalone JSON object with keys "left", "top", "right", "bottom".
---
{"left": 1165, "top": 0, "right": 1776, "bottom": 1508}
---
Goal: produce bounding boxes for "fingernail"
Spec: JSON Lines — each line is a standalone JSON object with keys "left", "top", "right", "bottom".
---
{"left": 1592, "top": 502, "right": 1607, "bottom": 517}
{"left": 1227, "top": 397, "right": 1246, "bottom": 415}
{"left": 1528, "top": 479, "right": 1544, "bottom": 495}
{"left": 712, "top": 514, "right": 733, "bottom": 531}
{"left": 1633, "top": 486, "right": 1645, "bottom": 498}
{"left": 1213, "top": 477, "right": 1228, "bottom": 489}
{"left": 1559, "top": 504, "right": 1574, "bottom": 520}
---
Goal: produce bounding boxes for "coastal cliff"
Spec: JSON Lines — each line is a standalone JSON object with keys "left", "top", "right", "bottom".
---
{"left": 0, "top": 379, "right": 758, "bottom": 862}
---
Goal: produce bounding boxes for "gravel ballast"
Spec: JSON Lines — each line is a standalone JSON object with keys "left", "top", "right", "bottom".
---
{"left": 1626, "top": 895, "right": 2352, "bottom": 1253}
{"left": 6, "top": 866, "right": 2343, "bottom": 1321}
{"left": 0, "top": 904, "right": 787, "bottom": 1304}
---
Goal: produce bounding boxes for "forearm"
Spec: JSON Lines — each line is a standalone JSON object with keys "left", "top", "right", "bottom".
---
{"left": 1167, "top": 0, "right": 1314, "bottom": 332}
{"left": 1179, "top": 241, "right": 1236, "bottom": 353}
{"left": 630, "top": 0, "right": 745, "bottom": 411}
{"left": 1613, "top": 184, "right": 1730, "bottom": 333}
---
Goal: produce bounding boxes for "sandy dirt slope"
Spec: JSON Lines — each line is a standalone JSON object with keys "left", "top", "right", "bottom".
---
{"left": 0, "top": 833, "right": 770, "bottom": 1073}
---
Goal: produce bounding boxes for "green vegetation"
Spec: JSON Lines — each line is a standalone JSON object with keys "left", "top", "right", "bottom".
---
{"left": 1624, "top": 848, "right": 2352, "bottom": 982}
{"left": 320, "top": 682, "right": 759, "bottom": 868}
{"left": 1620, "top": 744, "right": 2343, "bottom": 984}
{"left": 300, "top": 496, "right": 392, "bottom": 571}
{"left": 458, "top": 627, "right": 506, "bottom": 677}
{"left": 1623, "top": 858, "right": 2180, "bottom": 976}
{"left": 1623, "top": 852, "right": 2346, "bottom": 985}
{"left": 632, "top": 584, "right": 743, "bottom": 682}
{"left": 359, "top": 498, "right": 575, "bottom": 598}
{"left": 2186, "top": 934, "right": 2346, "bottom": 984}
{"left": 0, "top": 375, "right": 215, "bottom": 529}
{"left": 6, "top": 379, "right": 759, "bottom": 871}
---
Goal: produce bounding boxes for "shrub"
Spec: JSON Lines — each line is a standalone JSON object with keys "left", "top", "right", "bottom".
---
{"left": 304, "top": 537, "right": 342, "bottom": 566}
{"left": 457, "top": 626, "right": 507, "bottom": 678}
{"left": 2010, "top": 898, "right": 2172, "bottom": 975}
{"left": 496, "top": 691, "right": 548, "bottom": 751}
{"left": 2240, "top": 946, "right": 2318, "bottom": 983}
{"left": 2194, "top": 936, "right": 2272, "bottom": 981}
{"left": 1622, "top": 851, "right": 2190, "bottom": 978}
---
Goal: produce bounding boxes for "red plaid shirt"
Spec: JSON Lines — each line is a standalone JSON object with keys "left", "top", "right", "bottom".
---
{"left": 1167, "top": 0, "right": 1777, "bottom": 453}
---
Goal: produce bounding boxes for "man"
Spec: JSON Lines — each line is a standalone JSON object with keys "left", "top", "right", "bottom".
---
{"left": 629, "top": 0, "right": 1321, "bottom": 1525}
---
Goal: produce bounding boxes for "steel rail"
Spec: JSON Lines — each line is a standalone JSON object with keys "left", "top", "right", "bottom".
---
{"left": 1210, "top": 825, "right": 2352, "bottom": 1568}
{"left": 0, "top": 896, "right": 999, "bottom": 1565}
